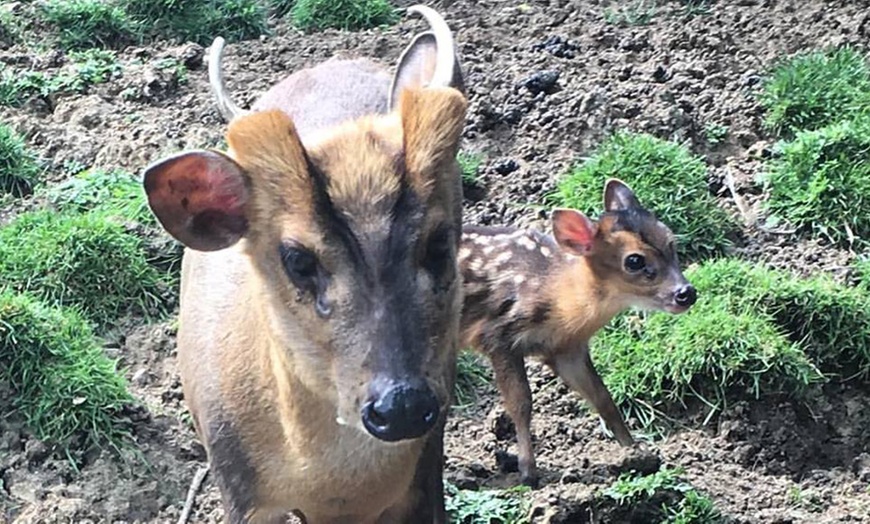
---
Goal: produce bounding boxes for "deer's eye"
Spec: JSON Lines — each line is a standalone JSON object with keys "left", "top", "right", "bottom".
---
{"left": 624, "top": 253, "right": 646, "bottom": 272}
{"left": 422, "top": 225, "right": 455, "bottom": 291}
{"left": 282, "top": 245, "right": 318, "bottom": 281}
{"left": 279, "top": 241, "right": 331, "bottom": 316}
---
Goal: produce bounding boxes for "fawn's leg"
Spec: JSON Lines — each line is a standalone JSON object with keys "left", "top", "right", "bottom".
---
{"left": 489, "top": 350, "right": 538, "bottom": 487}
{"left": 548, "top": 346, "right": 634, "bottom": 446}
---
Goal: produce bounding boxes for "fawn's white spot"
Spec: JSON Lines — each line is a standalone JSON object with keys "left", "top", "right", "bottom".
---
{"left": 494, "top": 251, "right": 513, "bottom": 265}
{"left": 540, "top": 246, "right": 552, "bottom": 257}
{"left": 458, "top": 247, "right": 471, "bottom": 260}
{"left": 483, "top": 245, "right": 496, "bottom": 255}
{"left": 513, "top": 274, "right": 526, "bottom": 285}
{"left": 517, "top": 235, "right": 536, "bottom": 250}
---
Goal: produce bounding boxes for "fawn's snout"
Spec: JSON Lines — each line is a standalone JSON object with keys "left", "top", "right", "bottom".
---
{"left": 672, "top": 282, "right": 697, "bottom": 310}
{"left": 363, "top": 377, "right": 440, "bottom": 442}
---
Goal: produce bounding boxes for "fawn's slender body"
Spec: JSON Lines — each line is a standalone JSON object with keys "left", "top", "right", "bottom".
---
{"left": 459, "top": 180, "right": 697, "bottom": 487}
{"left": 143, "top": 7, "right": 467, "bottom": 523}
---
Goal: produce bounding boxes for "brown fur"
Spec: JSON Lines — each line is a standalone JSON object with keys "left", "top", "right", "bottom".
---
{"left": 458, "top": 180, "right": 696, "bottom": 487}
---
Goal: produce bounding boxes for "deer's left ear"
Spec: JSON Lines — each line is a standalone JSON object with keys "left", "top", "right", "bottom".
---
{"left": 551, "top": 208, "right": 598, "bottom": 256}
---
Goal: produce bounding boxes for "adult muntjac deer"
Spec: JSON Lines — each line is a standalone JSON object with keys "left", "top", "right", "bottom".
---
{"left": 459, "top": 179, "right": 697, "bottom": 487}
{"left": 142, "top": 6, "right": 467, "bottom": 523}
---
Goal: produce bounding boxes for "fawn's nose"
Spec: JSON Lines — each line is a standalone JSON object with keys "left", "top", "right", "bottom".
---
{"left": 674, "top": 284, "right": 697, "bottom": 308}
{"left": 362, "top": 379, "right": 440, "bottom": 442}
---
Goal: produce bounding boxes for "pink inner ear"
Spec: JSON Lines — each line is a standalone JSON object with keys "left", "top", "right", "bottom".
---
{"left": 144, "top": 151, "right": 249, "bottom": 251}
{"left": 552, "top": 209, "right": 596, "bottom": 255}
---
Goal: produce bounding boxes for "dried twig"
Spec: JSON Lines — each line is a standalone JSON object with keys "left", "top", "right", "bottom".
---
{"left": 177, "top": 466, "right": 210, "bottom": 524}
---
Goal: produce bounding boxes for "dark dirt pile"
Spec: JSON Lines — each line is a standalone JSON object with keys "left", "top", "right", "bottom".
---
{"left": 2, "top": 1, "right": 869, "bottom": 522}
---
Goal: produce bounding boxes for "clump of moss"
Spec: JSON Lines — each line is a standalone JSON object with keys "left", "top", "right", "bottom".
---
{"left": 551, "top": 132, "right": 736, "bottom": 262}
{"left": 0, "top": 291, "right": 133, "bottom": 451}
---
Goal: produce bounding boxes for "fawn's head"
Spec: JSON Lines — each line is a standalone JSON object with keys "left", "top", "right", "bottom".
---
{"left": 552, "top": 179, "right": 697, "bottom": 314}
{"left": 143, "top": 88, "right": 467, "bottom": 444}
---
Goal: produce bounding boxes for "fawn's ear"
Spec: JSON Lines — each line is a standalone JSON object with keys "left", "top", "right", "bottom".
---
{"left": 604, "top": 178, "right": 641, "bottom": 212}
{"left": 551, "top": 208, "right": 598, "bottom": 256}
{"left": 143, "top": 150, "right": 249, "bottom": 252}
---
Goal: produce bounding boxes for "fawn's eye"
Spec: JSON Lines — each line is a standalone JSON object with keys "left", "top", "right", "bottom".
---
{"left": 624, "top": 253, "right": 646, "bottom": 272}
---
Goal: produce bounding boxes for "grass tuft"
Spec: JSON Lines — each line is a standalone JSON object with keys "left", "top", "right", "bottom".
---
{"left": 39, "top": 0, "right": 138, "bottom": 50}
{"left": 454, "top": 350, "right": 491, "bottom": 409}
{"left": 551, "top": 131, "right": 735, "bottom": 261}
{"left": 458, "top": 151, "right": 484, "bottom": 186}
{"left": 0, "top": 210, "right": 168, "bottom": 327}
{"left": 602, "top": 467, "right": 722, "bottom": 524}
{"left": 761, "top": 116, "right": 870, "bottom": 248}
{"left": 445, "top": 482, "right": 531, "bottom": 524}
{"left": 759, "top": 46, "right": 870, "bottom": 135}
{"left": 0, "top": 290, "right": 133, "bottom": 451}
{"left": 0, "top": 49, "right": 120, "bottom": 107}
{"left": 291, "top": 0, "right": 398, "bottom": 31}
{"left": 593, "top": 259, "right": 827, "bottom": 429}
{"left": 0, "top": 123, "right": 40, "bottom": 197}
{"left": 603, "top": 0, "right": 657, "bottom": 26}
{"left": 123, "top": 0, "right": 269, "bottom": 46}
{"left": 42, "top": 168, "right": 153, "bottom": 225}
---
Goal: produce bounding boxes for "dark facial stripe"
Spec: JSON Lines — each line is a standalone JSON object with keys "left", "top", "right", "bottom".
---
{"left": 304, "top": 153, "right": 369, "bottom": 278}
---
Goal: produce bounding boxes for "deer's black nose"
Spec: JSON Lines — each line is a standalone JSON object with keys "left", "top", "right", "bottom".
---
{"left": 362, "top": 379, "right": 440, "bottom": 442}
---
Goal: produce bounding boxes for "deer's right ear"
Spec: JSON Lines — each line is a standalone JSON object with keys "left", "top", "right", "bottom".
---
{"left": 143, "top": 150, "right": 250, "bottom": 252}
{"left": 551, "top": 208, "right": 598, "bottom": 256}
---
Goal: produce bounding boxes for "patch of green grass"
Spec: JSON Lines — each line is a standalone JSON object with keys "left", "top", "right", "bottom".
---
{"left": 454, "top": 350, "right": 491, "bottom": 409}
{"left": 269, "top": 0, "right": 296, "bottom": 16}
{"left": 551, "top": 131, "right": 736, "bottom": 261}
{"left": 291, "top": 0, "right": 398, "bottom": 32}
{"left": 604, "top": 0, "right": 657, "bottom": 26}
{"left": 0, "top": 290, "right": 133, "bottom": 451}
{"left": 0, "top": 49, "right": 120, "bottom": 107}
{"left": 679, "top": 0, "right": 713, "bottom": 17}
{"left": 761, "top": 116, "right": 870, "bottom": 248}
{"left": 39, "top": 0, "right": 138, "bottom": 50}
{"left": 458, "top": 151, "right": 483, "bottom": 186}
{"left": 42, "top": 168, "right": 153, "bottom": 225}
{"left": 759, "top": 270, "right": 870, "bottom": 380}
{"left": 123, "top": 0, "right": 269, "bottom": 45}
{"left": 0, "top": 210, "right": 168, "bottom": 327}
{"left": 445, "top": 482, "right": 531, "bottom": 524}
{"left": 703, "top": 123, "right": 728, "bottom": 145}
{"left": 603, "top": 467, "right": 721, "bottom": 524}
{"left": 759, "top": 46, "right": 870, "bottom": 135}
{"left": 593, "top": 259, "right": 825, "bottom": 429}
{"left": 0, "top": 123, "right": 40, "bottom": 197}
{"left": 153, "top": 56, "right": 188, "bottom": 85}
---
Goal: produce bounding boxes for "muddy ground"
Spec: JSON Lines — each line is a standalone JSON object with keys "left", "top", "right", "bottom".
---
{"left": 2, "top": 0, "right": 870, "bottom": 522}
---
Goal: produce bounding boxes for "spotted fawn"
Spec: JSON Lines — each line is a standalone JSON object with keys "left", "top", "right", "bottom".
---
{"left": 458, "top": 178, "right": 697, "bottom": 487}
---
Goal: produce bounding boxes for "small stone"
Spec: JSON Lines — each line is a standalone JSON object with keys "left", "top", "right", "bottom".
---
{"left": 493, "top": 158, "right": 520, "bottom": 175}
{"left": 521, "top": 70, "right": 560, "bottom": 95}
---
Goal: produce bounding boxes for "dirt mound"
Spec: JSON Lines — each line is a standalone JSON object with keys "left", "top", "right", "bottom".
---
{"left": 3, "top": 1, "right": 870, "bottom": 522}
